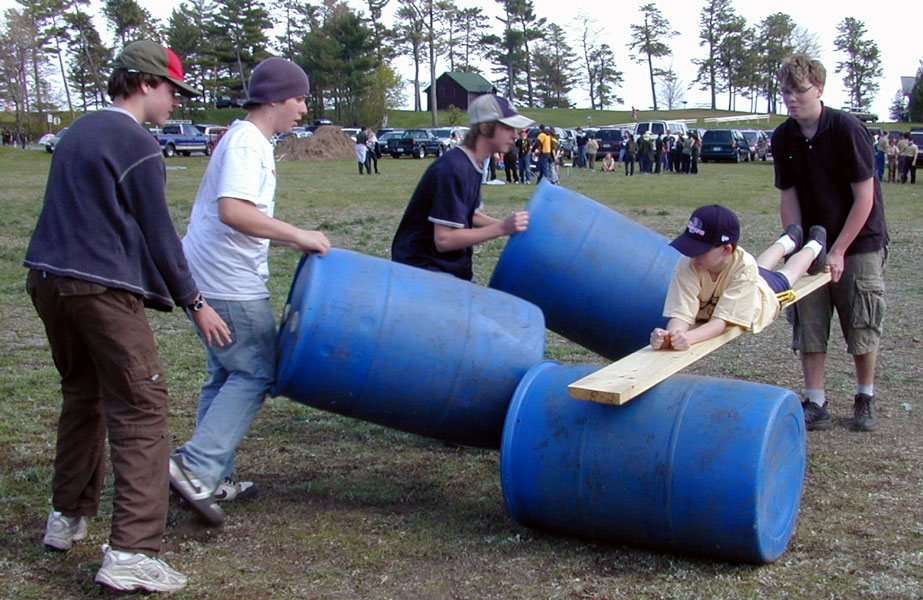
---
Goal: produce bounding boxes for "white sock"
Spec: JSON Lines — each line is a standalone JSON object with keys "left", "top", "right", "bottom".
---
{"left": 857, "top": 384, "right": 874, "bottom": 396}
{"left": 805, "top": 388, "right": 826, "bottom": 406}
{"left": 775, "top": 234, "right": 797, "bottom": 255}
{"left": 804, "top": 240, "right": 823, "bottom": 258}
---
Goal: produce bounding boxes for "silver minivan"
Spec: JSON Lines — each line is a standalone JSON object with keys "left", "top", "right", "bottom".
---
{"left": 634, "top": 120, "right": 689, "bottom": 138}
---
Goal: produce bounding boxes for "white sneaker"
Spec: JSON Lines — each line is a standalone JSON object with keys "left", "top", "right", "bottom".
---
{"left": 213, "top": 477, "right": 258, "bottom": 502}
{"left": 168, "top": 454, "right": 224, "bottom": 525}
{"left": 43, "top": 510, "right": 87, "bottom": 551}
{"left": 94, "top": 543, "right": 187, "bottom": 593}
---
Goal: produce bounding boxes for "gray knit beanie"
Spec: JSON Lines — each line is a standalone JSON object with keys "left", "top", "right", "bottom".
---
{"left": 243, "top": 57, "right": 310, "bottom": 108}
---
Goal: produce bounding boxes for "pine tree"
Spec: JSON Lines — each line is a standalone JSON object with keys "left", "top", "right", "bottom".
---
{"left": 834, "top": 17, "right": 882, "bottom": 110}
{"left": 627, "top": 3, "right": 677, "bottom": 111}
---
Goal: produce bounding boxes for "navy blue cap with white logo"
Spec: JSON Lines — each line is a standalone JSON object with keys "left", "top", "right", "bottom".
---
{"left": 670, "top": 204, "right": 740, "bottom": 257}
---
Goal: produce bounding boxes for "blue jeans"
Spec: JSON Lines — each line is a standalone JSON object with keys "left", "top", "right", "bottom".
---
{"left": 577, "top": 146, "right": 587, "bottom": 168}
{"left": 175, "top": 297, "right": 276, "bottom": 490}
{"left": 536, "top": 153, "right": 550, "bottom": 183}
{"left": 519, "top": 154, "right": 532, "bottom": 182}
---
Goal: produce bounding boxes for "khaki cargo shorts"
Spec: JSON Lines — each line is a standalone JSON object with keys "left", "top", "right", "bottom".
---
{"left": 788, "top": 248, "right": 886, "bottom": 355}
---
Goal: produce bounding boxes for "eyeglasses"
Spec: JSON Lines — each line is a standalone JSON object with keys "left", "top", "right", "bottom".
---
{"left": 780, "top": 85, "right": 814, "bottom": 97}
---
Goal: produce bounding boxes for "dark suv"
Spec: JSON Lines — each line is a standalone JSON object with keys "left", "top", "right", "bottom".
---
{"left": 593, "top": 128, "right": 627, "bottom": 158}
{"left": 701, "top": 129, "right": 750, "bottom": 163}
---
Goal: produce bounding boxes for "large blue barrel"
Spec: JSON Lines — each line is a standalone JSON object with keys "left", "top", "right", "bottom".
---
{"left": 272, "top": 249, "right": 546, "bottom": 449}
{"left": 489, "top": 182, "right": 680, "bottom": 361}
{"left": 501, "top": 362, "right": 806, "bottom": 564}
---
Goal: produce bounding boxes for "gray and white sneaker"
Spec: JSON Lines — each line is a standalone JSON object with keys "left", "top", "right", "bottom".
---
{"left": 213, "top": 477, "right": 258, "bottom": 502}
{"left": 95, "top": 543, "right": 187, "bottom": 593}
{"left": 169, "top": 454, "right": 224, "bottom": 525}
{"left": 43, "top": 510, "right": 87, "bottom": 551}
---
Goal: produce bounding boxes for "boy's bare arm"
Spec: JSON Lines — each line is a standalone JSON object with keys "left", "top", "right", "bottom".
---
{"left": 218, "top": 197, "right": 330, "bottom": 255}
{"left": 651, "top": 317, "right": 727, "bottom": 351}
{"left": 433, "top": 211, "right": 528, "bottom": 252}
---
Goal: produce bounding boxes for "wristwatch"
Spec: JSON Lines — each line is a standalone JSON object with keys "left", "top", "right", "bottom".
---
{"left": 187, "top": 294, "right": 205, "bottom": 312}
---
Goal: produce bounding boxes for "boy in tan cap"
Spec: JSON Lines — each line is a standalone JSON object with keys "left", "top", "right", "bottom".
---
{"left": 24, "top": 40, "right": 230, "bottom": 593}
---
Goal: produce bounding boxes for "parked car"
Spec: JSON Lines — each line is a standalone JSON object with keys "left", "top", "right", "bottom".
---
{"left": 700, "top": 129, "right": 750, "bottom": 163}
{"left": 740, "top": 129, "right": 769, "bottom": 161}
{"left": 195, "top": 124, "right": 228, "bottom": 154}
{"left": 428, "top": 126, "right": 468, "bottom": 149}
{"left": 634, "top": 120, "right": 689, "bottom": 138}
{"left": 215, "top": 95, "right": 242, "bottom": 108}
{"left": 377, "top": 131, "right": 405, "bottom": 156}
{"left": 39, "top": 128, "right": 68, "bottom": 153}
{"left": 388, "top": 129, "right": 446, "bottom": 158}
{"left": 154, "top": 122, "right": 212, "bottom": 156}
{"left": 592, "top": 127, "right": 628, "bottom": 158}
{"left": 341, "top": 127, "right": 361, "bottom": 142}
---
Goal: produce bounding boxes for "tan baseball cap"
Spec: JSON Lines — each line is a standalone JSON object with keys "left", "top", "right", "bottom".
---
{"left": 468, "top": 94, "right": 534, "bottom": 129}
{"left": 112, "top": 40, "right": 200, "bottom": 97}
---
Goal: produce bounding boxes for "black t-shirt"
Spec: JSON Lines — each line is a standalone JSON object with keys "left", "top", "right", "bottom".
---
{"left": 391, "top": 147, "right": 483, "bottom": 280}
{"left": 772, "top": 105, "right": 887, "bottom": 255}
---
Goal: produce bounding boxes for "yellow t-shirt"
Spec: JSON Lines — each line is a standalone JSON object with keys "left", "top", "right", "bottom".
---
{"left": 537, "top": 131, "right": 552, "bottom": 154}
{"left": 663, "top": 246, "right": 780, "bottom": 333}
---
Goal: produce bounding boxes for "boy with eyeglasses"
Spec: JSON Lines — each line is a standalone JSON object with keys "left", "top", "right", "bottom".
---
{"left": 771, "top": 54, "right": 888, "bottom": 433}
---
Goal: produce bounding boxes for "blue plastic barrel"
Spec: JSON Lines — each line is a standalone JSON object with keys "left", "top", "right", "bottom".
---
{"left": 272, "top": 249, "right": 546, "bottom": 449}
{"left": 489, "top": 182, "right": 680, "bottom": 361}
{"left": 501, "top": 362, "right": 806, "bottom": 564}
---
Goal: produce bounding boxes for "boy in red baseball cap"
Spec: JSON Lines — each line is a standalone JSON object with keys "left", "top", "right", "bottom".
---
{"left": 25, "top": 40, "right": 230, "bottom": 593}
{"left": 651, "top": 204, "right": 826, "bottom": 351}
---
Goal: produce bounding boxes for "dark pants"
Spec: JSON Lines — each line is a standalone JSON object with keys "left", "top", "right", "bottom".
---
{"left": 27, "top": 271, "right": 171, "bottom": 555}
{"left": 536, "top": 153, "right": 551, "bottom": 183}
{"left": 624, "top": 152, "right": 635, "bottom": 175}
{"left": 899, "top": 156, "right": 913, "bottom": 183}
{"left": 365, "top": 149, "right": 378, "bottom": 173}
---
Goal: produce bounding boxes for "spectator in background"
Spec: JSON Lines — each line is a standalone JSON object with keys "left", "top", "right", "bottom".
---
{"left": 886, "top": 138, "right": 899, "bottom": 183}
{"left": 503, "top": 147, "right": 519, "bottom": 183}
{"left": 874, "top": 133, "right": 888, "bottom": 181}
{"left": 364, "top": 128, "right": 379, "bottom": 174}
{"left": 624, "top": 134, "right": 638, "bottom": 176}
{"left": 899, "top": 132, "right": 916, "bottom": 184}
{"left": 638, "top": 131, "right": 653, "bottom": 174}
{"left": 601, "top": 152, "right": 616, "bottom": 172}
{"left": 618, "top": 130, "right": 630, "bottom": 163}
{"left": 586, "top": 135, "right": 599, "bottom": 171}
{"left": 689, "top": 131, "right": 701, "bottom": 175}
{"left": 355, "top": 127, "right": 369, "bottom": 174}
{"left": 575, "top": 127, "right": 588, "bottom": 168}
{"left": 535, "top": 125, "right": 553, "bottom": 184}
{"left": 516, "top": 129, "right": 532, "bottom": 183}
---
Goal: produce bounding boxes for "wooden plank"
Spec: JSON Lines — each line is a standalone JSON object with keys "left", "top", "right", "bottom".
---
{"left": 567, "top": 272, "right": 831, "bottom": 405}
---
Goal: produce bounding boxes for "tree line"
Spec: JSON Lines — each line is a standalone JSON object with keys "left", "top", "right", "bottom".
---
{"left": 1, "top": 0, "right": 919, "bottom": 139}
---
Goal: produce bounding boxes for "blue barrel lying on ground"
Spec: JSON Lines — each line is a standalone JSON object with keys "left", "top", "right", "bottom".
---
{"left": 489, "top": 182, "right": 680, "bottom": 361}
{"left": 500, "top": 362, "right": 806, "bottom": 564}
{"left": 272, "top": 248, "right": 546, "bottom": 449}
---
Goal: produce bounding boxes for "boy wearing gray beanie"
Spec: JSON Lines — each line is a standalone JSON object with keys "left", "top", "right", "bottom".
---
{"left": 169, "top": 57, "right": 330, "bottom": 524}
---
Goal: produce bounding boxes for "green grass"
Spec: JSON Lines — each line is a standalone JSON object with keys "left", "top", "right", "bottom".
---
{"left": 1, "top": 146, "right": 922, "bottom": 599}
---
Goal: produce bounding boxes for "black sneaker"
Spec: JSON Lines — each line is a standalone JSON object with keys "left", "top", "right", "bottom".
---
{"left": 852, "top": 393, "right": 878, "bottom": 431}
{"left": 782, "top": 224, "right": 803, "bottom": 258}
{"left": 807, "top": 225, "right": 827, "bottom": 275}
{"left": 802, "top": 400, "right": 833, "bottom": 431}
{"left": 169, "top": 455, "right": 225, "bottom": 525}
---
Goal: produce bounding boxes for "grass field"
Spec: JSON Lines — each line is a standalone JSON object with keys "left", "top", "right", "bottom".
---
{"left": 1, "top": 146, "right": 921, "bottom": 599}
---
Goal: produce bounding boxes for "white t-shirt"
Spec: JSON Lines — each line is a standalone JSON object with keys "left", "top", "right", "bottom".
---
{"left": 183, "top": 119, "right": 276, "bottom": 300}
{"left": 663, "top": 246, "right": 780, "bottom": 333}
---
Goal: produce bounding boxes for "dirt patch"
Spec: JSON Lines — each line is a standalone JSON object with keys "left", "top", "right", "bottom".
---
{"left": 276, "top": 126, "right": 356, "bottom": 161}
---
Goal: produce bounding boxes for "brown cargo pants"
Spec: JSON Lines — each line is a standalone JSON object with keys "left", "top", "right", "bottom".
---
{"left": 27, "top": 270, "right": 171, "bottom": 555}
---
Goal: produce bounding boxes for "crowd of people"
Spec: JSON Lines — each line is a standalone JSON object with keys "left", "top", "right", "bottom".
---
{"left": 876, "top": 130, "right": 918, "bottom": 184}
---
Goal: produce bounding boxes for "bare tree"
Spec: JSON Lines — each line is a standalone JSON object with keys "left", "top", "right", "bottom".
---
{"left": 656, "top": 65, "right": 686, "bottom": 110}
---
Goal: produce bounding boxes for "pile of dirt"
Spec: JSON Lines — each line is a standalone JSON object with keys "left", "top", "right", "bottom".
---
{"left": 275, "top": 126, "right": 356, "bottom": 161}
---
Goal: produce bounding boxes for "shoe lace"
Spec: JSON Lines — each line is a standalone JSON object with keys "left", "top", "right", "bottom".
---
{"left": 856, "top": 396, "right": 873, "bottom": 418}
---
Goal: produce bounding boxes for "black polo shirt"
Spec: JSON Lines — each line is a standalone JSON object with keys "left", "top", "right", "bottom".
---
{"left": 772, "top": 104, "right": 887, "bottom": 255}
{"left": 391, "top": 147, "right": 483, "bottom": 280}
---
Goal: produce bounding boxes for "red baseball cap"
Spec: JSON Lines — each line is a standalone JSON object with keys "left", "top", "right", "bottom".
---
{"left": 112, "top": 40, "right": 200, "bottom": 97}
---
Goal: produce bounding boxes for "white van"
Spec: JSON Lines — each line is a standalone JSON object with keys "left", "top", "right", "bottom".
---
{"left": 634, "top": 120, "right": 689, "bottom": 138}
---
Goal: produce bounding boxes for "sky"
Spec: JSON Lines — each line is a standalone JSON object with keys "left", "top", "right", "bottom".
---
{"left": 1, "top": 0, "right": 916, "bottom": 120}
